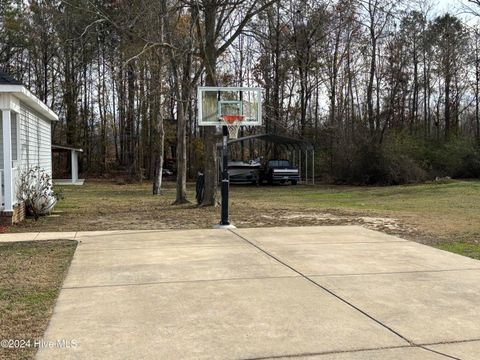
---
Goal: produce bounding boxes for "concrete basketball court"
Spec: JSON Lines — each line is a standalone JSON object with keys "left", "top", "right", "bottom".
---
{"left": 33, "top": 226, "right": 480, "bottom": 359}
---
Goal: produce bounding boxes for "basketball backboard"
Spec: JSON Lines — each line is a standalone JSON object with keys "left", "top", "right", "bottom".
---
{"left": 197, "top": 87, "right": 262, "bottom": 127}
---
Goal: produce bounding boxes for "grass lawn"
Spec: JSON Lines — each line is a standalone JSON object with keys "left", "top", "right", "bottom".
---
{"left": 6, "top": 179, "right": 480, "bottom": 257}
{"left": 0, "top": 240, "right": 77, "bottom": 360}
{"left": 0, "top": 180, "right": 478, "bottom": 357}
{"left": 435, "top": 242, "right": 480, "bottom": 260}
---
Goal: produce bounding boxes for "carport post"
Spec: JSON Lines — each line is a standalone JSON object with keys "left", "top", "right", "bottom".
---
{"left": 312, "top": 149, "right": 315, "bottom": 185}
{"left": 71, "top": 150, "right": 79, "bottom": 183}
{"left": 298, "top": 149, "right": 301, "bottom": 181}
{"left": 305, "top": 150, "right": 308, "bottom": 184}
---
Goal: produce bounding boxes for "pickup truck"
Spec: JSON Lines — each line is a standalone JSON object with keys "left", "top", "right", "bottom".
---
{"left": 259, "top": 159, "right": 300, "bottom": 185}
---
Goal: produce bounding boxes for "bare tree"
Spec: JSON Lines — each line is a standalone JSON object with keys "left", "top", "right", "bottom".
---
{"left": 359, "top": 0, "right": 395, "bottom": 134}
{"left": 193, "top": 0, "right": 278, "bottom": 207}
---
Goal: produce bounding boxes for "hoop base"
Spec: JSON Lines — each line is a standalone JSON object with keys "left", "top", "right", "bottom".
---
{"left": 213, "top": 223, "right": 237, "bottom": 229}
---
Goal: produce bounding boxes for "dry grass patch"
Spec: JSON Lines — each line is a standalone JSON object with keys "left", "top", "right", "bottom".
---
{"left": 0, "top": 240, "right": 77, "bottom": 360}
{"left": 7, "top": 179, "right": 480, "bottom": 259}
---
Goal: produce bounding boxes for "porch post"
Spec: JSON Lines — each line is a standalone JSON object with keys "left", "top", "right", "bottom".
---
{"left": 71, "top": 150, "right": 78, "bottom": 183}
{"left": 2, "top": 109, "right": 13, "bottom": 211}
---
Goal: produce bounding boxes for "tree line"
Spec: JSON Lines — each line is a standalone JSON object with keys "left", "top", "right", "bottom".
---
{"left": 1, "top": 0, "right": 480, "bottom": 204}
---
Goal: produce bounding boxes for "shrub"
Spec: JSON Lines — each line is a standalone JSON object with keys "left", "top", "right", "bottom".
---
{"left": 422, "top": 138, "right": 480, "bottom": 178}
{"left": 330, "top": 137, "right": 426, "bottom": 185}
{"left": 316, "top": 128, "right": 480, "bottom": 185}
{"left": 17, "top": 167, "right": 57, "bottom": 219}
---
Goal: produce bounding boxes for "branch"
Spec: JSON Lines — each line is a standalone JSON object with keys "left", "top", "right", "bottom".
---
{"left": 123, "top": 42, "right": 175, "bottom": 66}
{"left": 216, "top": 0, "right": 278, "bottom": 56}
{"left": 79, "top": 19, "right": 107, "bottom": 39}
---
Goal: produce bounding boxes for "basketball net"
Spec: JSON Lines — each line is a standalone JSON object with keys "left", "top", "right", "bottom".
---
{"left": 220, "top": 115, "right": 245, "bottom": 139}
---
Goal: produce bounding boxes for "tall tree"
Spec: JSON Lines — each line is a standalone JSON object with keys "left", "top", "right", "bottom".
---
{"left": 360, "top": 0, "right": 395, "bottom": 134}
{"left": 430, "top": 14, "right": 468, "bottom": 139}
{"left": 194, "top": 0, "right": 277, "bottom": 207}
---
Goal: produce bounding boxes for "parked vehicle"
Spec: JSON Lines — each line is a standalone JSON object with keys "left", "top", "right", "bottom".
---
{"left": 228, "top": 161, "right": 261, "bottom": 184}
{"left": 162, "top": 168, "right": 174, "bottom": 176}
{"left": 259, "top": 159, "right": 299, "bottom": 185}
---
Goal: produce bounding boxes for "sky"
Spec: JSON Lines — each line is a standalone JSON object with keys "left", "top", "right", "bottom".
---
{"left": 437, "top": 0, "right": 462, "bottom": 12}
{"left": 436, "top": 0, "right": 478, "bottom": 22}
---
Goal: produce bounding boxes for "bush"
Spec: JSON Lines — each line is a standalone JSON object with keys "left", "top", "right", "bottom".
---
{"left": 17, "top": 167, "right": 57, "bottom": 219}
{"left": 425, "top": 138, "right": 480, "bottom": 178}
{"left": 330, "top": 136, "right": 426, "bottom": 185}
{"left": 315, "top": 127, "right": 480, "bottom": 185}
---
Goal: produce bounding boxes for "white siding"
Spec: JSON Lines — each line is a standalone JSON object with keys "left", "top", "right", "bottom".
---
{"left": 11, "top": 113, "right": 18, "bottom": 161}
{"left": 0, "top": 104, "right": 52, "bottom": 175}
{"left": 18, "top": 104, "right": 52, "bottom": 176}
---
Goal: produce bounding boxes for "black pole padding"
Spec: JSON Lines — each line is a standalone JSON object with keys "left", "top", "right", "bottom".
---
{"left": 220, "top": 125, "right": 230, "bottom": 225}
{"left": 195, "top": 171, "right": 205, "bottom": 205}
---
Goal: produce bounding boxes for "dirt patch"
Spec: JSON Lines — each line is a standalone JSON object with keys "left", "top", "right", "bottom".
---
{"left": 8, "top": 180, "right": 478, "bottom": 248}
{"left": 235, "top": 208, "right": 421, "bottom": 237}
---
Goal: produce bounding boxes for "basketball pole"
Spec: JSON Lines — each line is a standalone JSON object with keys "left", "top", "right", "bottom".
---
{"left": 220, "top": 125, "right": 230, "bottom": 225}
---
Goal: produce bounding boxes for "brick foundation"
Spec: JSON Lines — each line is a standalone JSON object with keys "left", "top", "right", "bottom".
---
{"left": 0, "top": 201, "right": 26, "bottom": 225}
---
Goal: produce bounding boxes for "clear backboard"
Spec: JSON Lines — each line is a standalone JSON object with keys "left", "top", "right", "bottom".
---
{"left": 197, "top": 87, "right": 262, "bottom": 127}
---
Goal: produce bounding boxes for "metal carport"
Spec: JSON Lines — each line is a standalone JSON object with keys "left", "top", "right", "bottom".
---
{"left": 226, "top": 133, "right": 315, "bottom": 184}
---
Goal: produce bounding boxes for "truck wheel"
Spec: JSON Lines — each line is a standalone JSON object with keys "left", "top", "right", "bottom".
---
{"left": 291, "top": 180, "right": 297, "bottom": 185}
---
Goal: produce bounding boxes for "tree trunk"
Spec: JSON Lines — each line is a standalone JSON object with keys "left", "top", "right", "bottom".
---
{"left": 126, "top": 61, "right": 137, "bottom": 179}
{"left": 367, "top": 31, "right": 376, "bottom": 133}
{"left": 423, "top": 47, "right": 428, "bottom": 138}
{"left": 475, "top": 31, "right": 479, "bottom": 143}
{"left": 201, "top": 2, "right": 219, "bottom": 207}
{"left": 412, "top": 39, "right": 418, "bottom": 134}
{"left": 174, "top": 92, "right": 188, "bottom": 203}
{"left": 153, "top": 25, "right": 165, "bottom": 195}
{"left": 152, "top": 114, "right": 164, "bottom": 195}
{"left": 445, "top": 73, "right": 451, "bottom": 140}
{"left": 165, "top": 0, "right": 194, "bottom": 204}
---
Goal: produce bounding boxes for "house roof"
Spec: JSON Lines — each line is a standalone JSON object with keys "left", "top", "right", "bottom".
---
{"left": 0, "top": 71, "right": 23, "bottom": 85}
{"left": 0, "top": 71, "right": 58, "bottom": 121}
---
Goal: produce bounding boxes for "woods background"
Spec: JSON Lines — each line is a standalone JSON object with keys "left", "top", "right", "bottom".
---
{"left": 2, "top": 0, "right": 480, "bottom": 204}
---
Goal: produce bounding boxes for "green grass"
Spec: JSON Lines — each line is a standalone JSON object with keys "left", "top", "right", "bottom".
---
{"left": 240, "top": 180, "right": 480, "bottom": 212}
{"left": 236, "top": 180, "right": 480, "bottom": 239}
{"left": 8, "top": 179, "right": 480, "bottom": 260}
{"left": 435, "top": 242, "right": 480, "bottom": 260}
{"left": 0, "top": 240, "right": 77, "bottom": 360}
{"left": 238, "top": 180, "right": 480, "bottom": 259}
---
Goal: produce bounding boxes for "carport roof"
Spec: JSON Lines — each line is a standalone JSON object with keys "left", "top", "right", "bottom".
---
{"left": 228, "top": 133, "right": 313, "bottom": 151}
{"left": 52, "top": 144, "right": 84, "bottom": 153}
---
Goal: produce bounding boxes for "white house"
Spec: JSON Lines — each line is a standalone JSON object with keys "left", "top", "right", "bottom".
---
{"left": 0, "top": 71, "right": 58, "bottom": 224}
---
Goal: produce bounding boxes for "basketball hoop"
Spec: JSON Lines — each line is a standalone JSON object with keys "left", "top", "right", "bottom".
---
{"left": 197, "top": 86, "right": 263, "bottom": 227}
{"left": 220, "top": 115, "right": 245, "bottom": 139}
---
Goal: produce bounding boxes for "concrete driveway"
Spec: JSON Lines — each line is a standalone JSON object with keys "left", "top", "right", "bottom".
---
{"left": 35, "top": 226, "right": 480, "bottom": 359}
